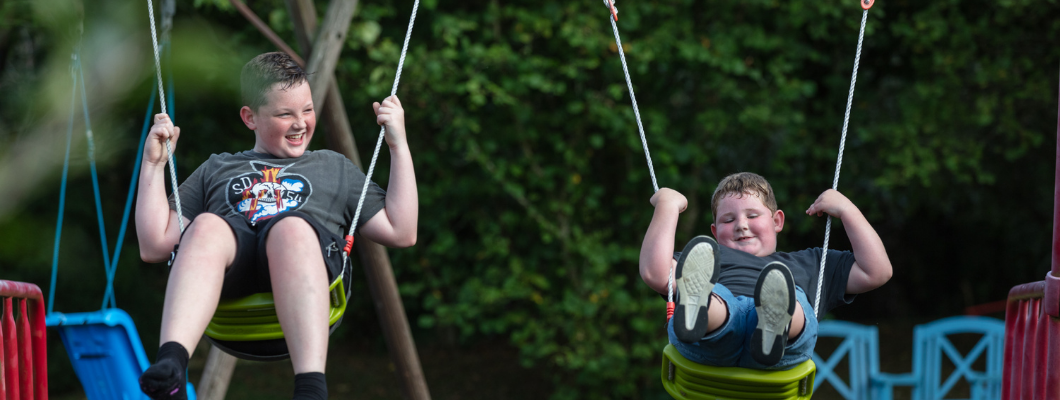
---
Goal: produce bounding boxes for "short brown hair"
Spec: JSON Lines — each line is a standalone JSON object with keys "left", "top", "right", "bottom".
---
{"left": 240, "top": 52, "right": 308, "bottom": 111}
{"left": 710, "top": 172, "right": 778, "bottom": 221}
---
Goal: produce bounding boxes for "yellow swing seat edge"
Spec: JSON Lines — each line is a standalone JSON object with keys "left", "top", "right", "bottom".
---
{"left": 661, "top": 343, "right": 815, "bottom": 400}
{"left": 204, "top": 277, "right": 347, "bottom": 341}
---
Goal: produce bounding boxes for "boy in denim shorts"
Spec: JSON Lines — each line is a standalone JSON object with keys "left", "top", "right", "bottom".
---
{"left": 134, "top": 52, "right": 418, "bottom": 399}
{"left": 639, "top": 172, "right": 891, "bottom": 369}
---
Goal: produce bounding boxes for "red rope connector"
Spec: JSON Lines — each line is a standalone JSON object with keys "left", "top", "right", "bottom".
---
{"left": 344, "top": 235, "right": 354, "bottom": 254}
{"left": 607, "top": 0, "right": 618, "bottom": 21}
{"left": 861, "top": 0, "right": 874, "bottom": 10}
{"left": 666, "top": 302, "right": 675, "bottom": 321}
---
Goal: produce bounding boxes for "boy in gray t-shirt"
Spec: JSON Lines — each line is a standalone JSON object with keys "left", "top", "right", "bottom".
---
{"left": 135, "top": 52, "right": 418, "bottom": 400}
{"left": 640, "top": 172, "right": 891, "bottom": 370}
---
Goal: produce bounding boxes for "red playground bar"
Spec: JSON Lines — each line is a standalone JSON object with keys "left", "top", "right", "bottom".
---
{"left": 0, "top": 279, "right": 49, "bottom": 400}
{"left": 1002, "top": 76, "right": 1060, "bottom": 400}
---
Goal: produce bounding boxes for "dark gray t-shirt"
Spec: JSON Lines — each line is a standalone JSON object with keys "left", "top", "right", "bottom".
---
{"left": 168, "top": 150, "right": 386, "bottom": 235}
{"left": 674, "top": 247, "right": 857, "bottom": 316}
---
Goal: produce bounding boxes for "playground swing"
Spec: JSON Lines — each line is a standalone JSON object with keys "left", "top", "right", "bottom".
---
{"left": 45, "top": 28, "right": 197, "bottom": 400}
{"left": 600, "top": 0, "right": 876, "bottom": 398}
{"left": 142, "top": 0, "right": 422, "bottom": 360}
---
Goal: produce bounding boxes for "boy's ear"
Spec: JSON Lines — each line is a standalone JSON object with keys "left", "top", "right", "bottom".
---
{"left": 773, "top": 210, "right": 785, "bottom": 233}
{"left": 710, "top": 223, "right": 717, "bottom": 238}
{"left": 240, "top": 106, "right": 257, "bottom": 130}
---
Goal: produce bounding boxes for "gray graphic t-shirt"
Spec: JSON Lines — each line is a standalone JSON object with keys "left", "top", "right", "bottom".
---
{"left": 169, "top": 150, "right": 386, "bottom": 235}
{"left": 673, "top": 247, "right": 857, "bottom": 316}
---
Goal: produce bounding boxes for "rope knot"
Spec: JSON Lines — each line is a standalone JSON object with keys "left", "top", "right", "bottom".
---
{"left": 603, "top": 0, "right": 618, "bottom": 21}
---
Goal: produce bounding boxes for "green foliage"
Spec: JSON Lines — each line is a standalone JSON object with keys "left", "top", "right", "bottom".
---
{"left": 2, "top": 0, "right": 1060, "bottom": 398}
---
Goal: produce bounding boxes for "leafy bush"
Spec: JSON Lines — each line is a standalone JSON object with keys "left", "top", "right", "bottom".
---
{"left": 3, "top": 0, "right": 1059, "bottom": 397}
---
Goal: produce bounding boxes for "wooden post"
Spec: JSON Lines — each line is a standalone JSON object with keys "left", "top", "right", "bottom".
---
{"left": 286, "top": 1, "right": 431, "bottom": 399}
{"left": 196, "top": 346, "right": 238, "bottom": 400}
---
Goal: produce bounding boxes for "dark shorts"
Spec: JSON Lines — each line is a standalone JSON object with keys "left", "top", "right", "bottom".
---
{"left": 175, "top": 211, "right": 348, "bottom": 299}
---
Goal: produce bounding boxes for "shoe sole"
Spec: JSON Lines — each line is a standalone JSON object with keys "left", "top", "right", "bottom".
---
{"left": 751, "top": 262, "right": 795, "bottom": 366}
{"left": 673, "top": 235, "right": 721, "bottom": 343}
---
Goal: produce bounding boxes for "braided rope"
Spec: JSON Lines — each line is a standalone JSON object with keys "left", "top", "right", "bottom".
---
{"left": 77, "top": 59, "right": 121, "bottom": 310}
{"left": 813, "top": 9, "right": 868, "bottom": 318}
{"left": 604, "top": 0, "right": 659, "bottom": 193}
{"left": 146, "top": 0, "right": 184, "bottom": 233}
{"left": 599, "top": 0, "right": 673, "bottom": 306}
{"left": 48, "top": 52, "right": 81, "bottom": 315}
{"left": 344, "top": 0, "right": 421, "bottom": 268}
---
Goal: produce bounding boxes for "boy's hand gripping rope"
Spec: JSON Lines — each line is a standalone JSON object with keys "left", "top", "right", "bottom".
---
{"left": 146, "top": 0, "right": 183, "bottom": 234}
{"left": 813, "top": 4, "right": 872, "bottom": 318}
{"left": 600, "top": 0, "right": 674, "bottom": 317}
{"left": 343, "top": 0, "right": 421, "bottom": 272}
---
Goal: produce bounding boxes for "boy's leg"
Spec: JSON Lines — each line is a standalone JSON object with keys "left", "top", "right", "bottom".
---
{"left": 667, "top": 283, "right": 747, "bottom": 367}
{"left": 750, "top": 262, "right": 796, "bottom": 366}
{"left": 143, "top": 213, "right": 237, "bottom": 400}
{"left": 158, "top": 213, "right": 236, "bottom": 349}
{"left": 674, "top": 235, "right": 725, "bottom": 343}
{"left": 790, "top": 301, "right": 805, "bottom": 340}
{"left": 264, "top": 216, "right": 330, "bottom": 375}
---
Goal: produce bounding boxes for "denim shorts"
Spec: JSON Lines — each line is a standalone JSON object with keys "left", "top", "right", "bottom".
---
{"left": 666, "top": 283, "right": 818, "bottom": 370}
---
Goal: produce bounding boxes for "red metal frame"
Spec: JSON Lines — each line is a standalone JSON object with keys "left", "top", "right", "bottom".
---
{"left": 1001, "top": 69, "right": 1060, "bottom": 400}
{"left": 0, "top": 280, "right": 49, "bottom": 400}
{"left": 1004, "top": 282, "right": 1060, "bottom": 399}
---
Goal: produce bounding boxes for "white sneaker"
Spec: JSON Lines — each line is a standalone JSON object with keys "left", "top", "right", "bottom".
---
{"left": 751, "top": 261, "right": 795, "bottom": 366}
{"left": 673, "top": 235, "right": 721, "bottom": 343}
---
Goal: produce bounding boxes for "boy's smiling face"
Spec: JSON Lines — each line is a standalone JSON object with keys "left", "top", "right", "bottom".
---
{"left": 242, "top": 81, "right": 315, "bottom": 158}
{"left": 710, "top": 191, "right": 785, "bottom": 257}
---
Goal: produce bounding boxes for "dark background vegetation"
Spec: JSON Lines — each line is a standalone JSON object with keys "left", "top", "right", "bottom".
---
{"left": 1, "top": 0, "right": 1058, "bottom": 398}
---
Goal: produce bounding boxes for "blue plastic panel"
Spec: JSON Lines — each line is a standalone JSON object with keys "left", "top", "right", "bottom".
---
{"left": 47, "top": 309, "right": 196, "bottom": 400}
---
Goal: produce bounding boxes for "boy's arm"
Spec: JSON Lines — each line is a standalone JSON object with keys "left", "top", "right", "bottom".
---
{"left": 806, "top": 189, "right": 892, "bottom": 294}
{"left": 640, "top": 188, "right": 687, "bottom": 295}
{"left": 360, "top": 96, "right": 418, "bottom": 248}
{"left": 135, "top": 114, "right": 190, "bottom": 262}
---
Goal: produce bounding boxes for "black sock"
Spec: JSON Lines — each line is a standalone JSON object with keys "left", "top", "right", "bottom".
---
{"left": 293, "top": 372, "right": 328, "bottom": 400}
{"left": 139, "top": 342, "right": 190, "bottom": 400}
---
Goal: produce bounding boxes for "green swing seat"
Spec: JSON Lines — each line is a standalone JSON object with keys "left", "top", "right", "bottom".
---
{"left": 661, "top": 344, "right": 816, "bottom": 399}
{"left": 203, "top": 276, "right": 348, "bottom": 361}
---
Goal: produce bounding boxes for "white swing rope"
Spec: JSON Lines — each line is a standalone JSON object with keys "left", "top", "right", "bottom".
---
{"left": 813, "top": 9, "right": 869, "bottom": 318}
{"left": 343, "top": 0, "right": 421, "bottom": 269}
{"left": 604, "top": 1, "right": 660, "bottom": 194}
{"left": 602, "top": 1, "right": 871, "bottom": 317}
{"left": 600, "top": 0, "right": 674, "bottom": 307}
{"left": 146, "top": 0, "right": 184, "bottom": 234}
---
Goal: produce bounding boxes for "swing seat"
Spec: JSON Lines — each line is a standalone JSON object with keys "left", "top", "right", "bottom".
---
{"left": 46, "top": 308, "right": 197, "bottom": 400}
{"left": 203, "top": 276, "right": 348, "bottom": 361}
{"left": 661, "top": 344, "right": 815, "bottom": 399}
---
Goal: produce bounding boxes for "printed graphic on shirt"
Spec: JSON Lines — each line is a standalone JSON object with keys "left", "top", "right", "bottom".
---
{"left": 227, "top": 161, "right": 313, "bottom": 224}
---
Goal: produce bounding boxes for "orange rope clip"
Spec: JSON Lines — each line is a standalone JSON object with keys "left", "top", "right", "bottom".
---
{"left": 607, "top": 0, "right": 618, "bottom": 21}
{"left": 862, "top": 0, "right": 874, "bottom": 10}
{"left": 344, "top": 235, "right": 354, "bottom": 254}
{"left": 666, "top": 302, "right": 675, "bottom": 321}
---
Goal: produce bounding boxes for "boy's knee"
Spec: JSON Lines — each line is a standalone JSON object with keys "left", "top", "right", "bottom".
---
{"left": 171, "top": 213, "right": 237, "bottom": 268}
{"left": 264, "top": 216, "right": 327, "bottom": 276}
{"left": 265, "top": 216, "right": 320, "bottom": 250}
{"left": 185, "top": 213, "right": 233, "bottom": 240}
